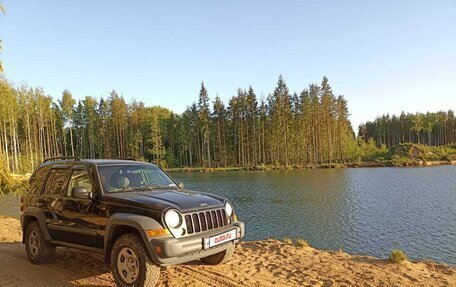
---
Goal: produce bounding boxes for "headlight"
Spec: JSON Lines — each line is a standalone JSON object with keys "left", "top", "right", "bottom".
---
{"left": 164, "top": 209, "right": 182, "bottom": 228}
{"left": 225, "top": 202, "right": 233, "bottom": 217}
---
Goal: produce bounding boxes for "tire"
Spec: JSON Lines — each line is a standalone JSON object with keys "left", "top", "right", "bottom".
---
{"left": 110, "top": 233, "right": 160, "bottom": 287}
{"left": 24, "top": 221, "right": 56, "bottom": 264}
{"left": 201, "top": 243, "right": 235, "bottom": 265}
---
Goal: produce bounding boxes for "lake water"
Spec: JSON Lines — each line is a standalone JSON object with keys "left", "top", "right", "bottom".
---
{"left": 172, "top": 166, "right": 456, "bottom": 264}
{"left": 1, "top": 166, "right": 454, "bottom": 264}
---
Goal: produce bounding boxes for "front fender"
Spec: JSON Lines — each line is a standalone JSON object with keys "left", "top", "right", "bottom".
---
{"left": 105, "top": 213, "right": 166, "bottom": 265}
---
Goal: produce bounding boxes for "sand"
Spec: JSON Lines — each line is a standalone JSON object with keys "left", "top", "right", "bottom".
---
{"left": 0, "top": 215, "right": 454, "bottom": 287}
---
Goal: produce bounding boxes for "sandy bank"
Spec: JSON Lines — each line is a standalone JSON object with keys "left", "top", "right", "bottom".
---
{"left": 0, "top": 215, "right": 454, "bottom": 287}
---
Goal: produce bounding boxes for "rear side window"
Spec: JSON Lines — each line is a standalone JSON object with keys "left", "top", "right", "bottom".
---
{"left": 29, "top": 166, "right": 50, "bottom": 194}
{"left": 43, "top": 169, "right": 71, "bottom": 195}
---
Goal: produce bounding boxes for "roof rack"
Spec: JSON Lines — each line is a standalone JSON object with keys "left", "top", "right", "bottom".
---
{"left": 43, "top": 156, "right": 81, "bottom": 163}
{"left": 114, "top": 157, "right": 137, "bottom": 161}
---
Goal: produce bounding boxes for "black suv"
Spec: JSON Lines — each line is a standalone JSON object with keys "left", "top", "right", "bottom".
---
{"left": 20, "top": 157, "right": 245, "bottom": 287}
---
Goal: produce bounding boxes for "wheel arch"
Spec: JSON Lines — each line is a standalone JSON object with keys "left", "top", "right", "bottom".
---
{"left": 104, "top": 213, "right": 164, "bottom": 266}
{"left": 21, "top": 207, "right": 52, "bottom": 243}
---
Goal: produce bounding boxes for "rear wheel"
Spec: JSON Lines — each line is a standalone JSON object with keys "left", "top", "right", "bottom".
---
{"left": 201, "top": 243, "right": 235, "bottom": 265}
{"left": 25, "top": 221, "right": 56, "bottom": 264}
{"left": 111, "top": 233, "right": 160, "bottom": 287}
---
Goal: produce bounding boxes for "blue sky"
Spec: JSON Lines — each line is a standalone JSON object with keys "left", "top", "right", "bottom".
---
{"left": 1, "top": 0, "right": 455, "bottom": 128}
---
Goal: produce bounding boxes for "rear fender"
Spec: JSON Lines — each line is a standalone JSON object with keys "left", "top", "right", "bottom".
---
{"left": 21, "top": 207, "right": 52, "bottom": 243}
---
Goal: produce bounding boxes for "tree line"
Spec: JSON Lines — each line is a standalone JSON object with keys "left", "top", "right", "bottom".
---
{"left": 0, "top": 76, "right": 361, "bottom": 173}
{"left": 359, "top": 111, "right": 456, "bottom": 148}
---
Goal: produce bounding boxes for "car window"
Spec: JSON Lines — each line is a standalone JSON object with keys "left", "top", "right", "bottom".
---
{"left": 43, "top": 168, "right": 71, "bottom": 195}
{"left": 67, "top": 169, "right": 93, "bottom": 196}
{"left": 29, "top": 166, "right": 50, "bottom": 194}
{"left": 98, "top": 164, "right": 177, "bottom": 193}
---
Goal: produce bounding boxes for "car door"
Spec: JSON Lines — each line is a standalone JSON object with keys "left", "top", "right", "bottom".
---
{"left": 58, "top": 166, "right": 103, "bottom": 248}
{"left": 40, "top": 166, "right": 72, "bottom": 241}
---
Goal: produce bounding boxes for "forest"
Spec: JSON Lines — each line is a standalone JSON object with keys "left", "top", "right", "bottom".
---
{"left": 359, "top": 111, "right": 456, "bottom": 147}
{"left": 1, "top": 74, "right": 456, "bottom": 176}
{"left": 0, "top": 76, "right": 360, "bottom": 173}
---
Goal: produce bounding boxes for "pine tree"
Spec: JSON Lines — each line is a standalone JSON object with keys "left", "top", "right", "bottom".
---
{"left": 270, "top": 75, "right": 292, "bottom": 165}
{"left": 212, "top": 95, "right": 227, "bottom": 166}
{"left": 147, "top": 109, "right": 166, "bottom": 166}
{"left": 198, "top": 82, "right": 211, "bottom": 166}
{"left": 59, "top": 90, "right": 76, "bottom": 156}
{"left": 246, "top": 86, "right": 258, "bottom": 166}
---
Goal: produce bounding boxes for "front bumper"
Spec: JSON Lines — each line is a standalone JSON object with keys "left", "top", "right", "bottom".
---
{"left": 148, "top": 221, "right": 245, "bottom": 266}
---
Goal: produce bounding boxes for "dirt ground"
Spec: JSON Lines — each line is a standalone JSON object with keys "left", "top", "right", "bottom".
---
{"left": 0, "top": 215, "right": 455, "bottom": 287}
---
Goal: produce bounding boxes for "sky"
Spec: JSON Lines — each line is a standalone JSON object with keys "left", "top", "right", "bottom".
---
{"left": 0, "top": 0, "right": 455, "bottom": 129}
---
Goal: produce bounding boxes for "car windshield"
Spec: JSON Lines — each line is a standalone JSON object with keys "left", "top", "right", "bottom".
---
{"left": 98, "top": 164, "right": 178, "bottom": 193}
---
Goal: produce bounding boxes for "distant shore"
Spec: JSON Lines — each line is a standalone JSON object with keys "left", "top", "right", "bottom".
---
{"left": 166, "top": 160, "right": 456, "bottom": 173}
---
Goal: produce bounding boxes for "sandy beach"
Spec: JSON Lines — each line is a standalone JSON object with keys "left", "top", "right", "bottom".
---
{"left": 0, "top": 215, "right": 454, "bottom": 287}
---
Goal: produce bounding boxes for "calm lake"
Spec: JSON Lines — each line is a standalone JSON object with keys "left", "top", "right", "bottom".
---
{"left": 172, "top": 166, "right": 456, "bottom": 264}
{"left": 1, "top": 166, "right": 454, "bottom": 264}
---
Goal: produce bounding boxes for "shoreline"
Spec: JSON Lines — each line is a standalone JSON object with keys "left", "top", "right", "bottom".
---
{"left": 7, "top": 160, "right": 456, "bottom": 177}
{"left": 0, "top": 215, "right": 454, "bottom": 286}
{"left": 166, "top": 160, "right": 456, "bottom": 173}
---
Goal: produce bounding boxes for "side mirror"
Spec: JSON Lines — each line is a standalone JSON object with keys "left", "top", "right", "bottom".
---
{"left": 177, "top": 182, "right": 184, "bottom": 189}
{"left": 72, "top": 187, "right": 89, "bottom": 199}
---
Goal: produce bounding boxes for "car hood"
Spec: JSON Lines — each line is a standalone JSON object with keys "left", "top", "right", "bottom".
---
{"left": 101, "top": 189, "right": 226, "bottom": 212}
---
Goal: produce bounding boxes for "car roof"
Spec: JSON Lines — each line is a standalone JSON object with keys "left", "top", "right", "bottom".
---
{"left": 40, "top": 159, "right": 152, "bottom": 167}
{"left": 83, "top": 159, "right": 144, "bottom": 165}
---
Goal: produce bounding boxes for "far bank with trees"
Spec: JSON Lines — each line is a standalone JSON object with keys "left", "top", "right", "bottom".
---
{"left": 1, "top": 75, "right": 456, "bottom": 178}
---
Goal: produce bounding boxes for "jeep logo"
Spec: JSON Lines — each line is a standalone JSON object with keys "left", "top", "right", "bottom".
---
{"left": 200, "top": 203, "right": 208, "bottom": 207}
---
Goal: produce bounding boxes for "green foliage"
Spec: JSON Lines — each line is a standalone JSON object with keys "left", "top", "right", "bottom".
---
{"left": 389, "top": 249, "right": 408, "bottom": 263}
{"left": 198, "top": 82, "right": 211, "bottom": 166}
{"left": 0, "top": 155, "right": 28, "bottom": 195}
{"left": 386, "top": 143, "right": 456, "bottom": 166}
{"left": 359, "top": 111, "right": 456, "bottom": 147}
{"left": 1, "top": 73, "right": 455, "bottom": 175}
{"left": 163, "top": 147, "right": 176, "bottom": 168}
{"left": 295, "top": 238, "right": 309, "bottom": 247}
{"left": 358, "top": 138, "right": 388, "bottom": 161}
{"left": 282, "top": 237, "right": 293, "bottom": 244}
{"left": 354, "top": 139, "right": 456, "bottom": 166}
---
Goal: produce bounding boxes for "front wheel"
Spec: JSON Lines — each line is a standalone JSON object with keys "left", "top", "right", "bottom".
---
{"left": 24, "top": 221, "right": 56, "bottom": 264}
{"left": 201, "top": 243, "right": 235, "bottom": 265}
{"left": 110, "top": 233, "right": 160, "bottom": 287}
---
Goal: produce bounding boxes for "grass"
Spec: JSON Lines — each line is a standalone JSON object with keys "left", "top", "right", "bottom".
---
{"left": 295, "top": 238, "right": 309, "bottom": 247}
{"left": 386, "top": 143, "right": 456, "bottom": 166}
{"left": 281, "top": 237, "right": 309, "bottom": 247}
{"left": 282, "top": 237, "right": 293, "bottom": 244}
{"left": 389, "top": 249, "right": 408, "bottom": 263}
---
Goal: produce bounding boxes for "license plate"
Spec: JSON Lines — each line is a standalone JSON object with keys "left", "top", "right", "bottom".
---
{"left": 203, "top": 229, "right": 236, "bottom": 249}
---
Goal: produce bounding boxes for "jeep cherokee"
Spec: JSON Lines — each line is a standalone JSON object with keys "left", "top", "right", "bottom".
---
{"left": 20, "top": 157, "right": 245, "bottom": 287}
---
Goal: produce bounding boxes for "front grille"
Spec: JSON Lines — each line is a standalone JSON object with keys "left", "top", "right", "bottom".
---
{"left": 184, "top": 208, "right": 228, "bottom": 235}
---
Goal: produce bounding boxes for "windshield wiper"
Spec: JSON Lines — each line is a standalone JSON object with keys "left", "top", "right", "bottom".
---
{"left": 135, "top": 185, "right": 169, "bottom": 191}
{"left": 109, "top": 185, "right": 177, "bottom": 193}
